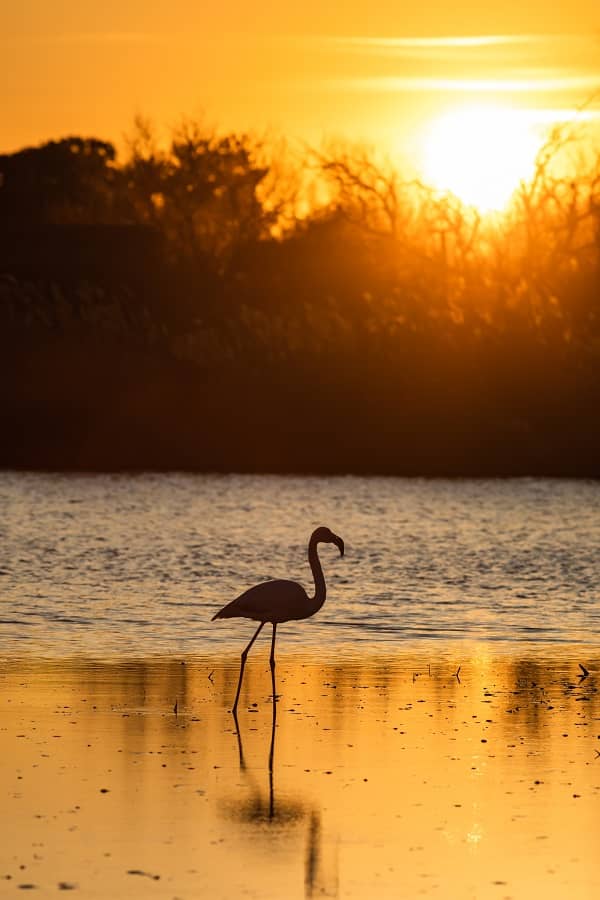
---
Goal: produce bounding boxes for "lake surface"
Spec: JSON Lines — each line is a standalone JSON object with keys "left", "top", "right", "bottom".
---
{"left": 1, "top": 473, "right": 599, "bottom": 656}
{"left": 1, "top": 652, "right": 599, "bottom": 899}
{"left": 2, "top": 473, "right": 600, "bottom": 898}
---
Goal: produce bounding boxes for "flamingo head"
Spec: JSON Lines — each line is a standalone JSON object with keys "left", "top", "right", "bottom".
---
{"left": 312, "top": 526, "right": 345, "bottom": 557}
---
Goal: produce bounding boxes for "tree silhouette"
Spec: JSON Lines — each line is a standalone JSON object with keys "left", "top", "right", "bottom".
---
{"left": 1, "top": 117, "right": 600, "bottom": 473}
{"left": 0, "top": 137, "right": 121, "bottom": 226}
{"left": 122, "top": 119, "right": 274, "bottom": 269}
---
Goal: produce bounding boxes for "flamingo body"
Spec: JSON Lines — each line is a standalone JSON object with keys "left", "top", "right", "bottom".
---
{"left": 213, "top": 579, "right": 311, "bottom": 624}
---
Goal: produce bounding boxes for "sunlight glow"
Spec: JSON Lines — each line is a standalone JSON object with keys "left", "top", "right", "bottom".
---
{"left": 421, "top": 105, "right": 545, "bottom": 212}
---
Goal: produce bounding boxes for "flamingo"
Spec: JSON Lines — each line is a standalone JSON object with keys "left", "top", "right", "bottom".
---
{"left": 212, "top": 526, "right": 345, "bottom": 714}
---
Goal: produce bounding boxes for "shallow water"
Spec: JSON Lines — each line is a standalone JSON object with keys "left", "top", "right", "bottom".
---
{"left": 1, "top": 472, "right": 600, "bottom": 655}
{"left": 3, "top": 475, "right": 600, "bottom": 896}
{"left": 1, "top": 651, "right": 599, "bottom": 898}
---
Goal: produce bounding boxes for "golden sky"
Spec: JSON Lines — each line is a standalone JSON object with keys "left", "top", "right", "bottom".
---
{"left": 2, "top": 2, "right": 599, "bottom": 155}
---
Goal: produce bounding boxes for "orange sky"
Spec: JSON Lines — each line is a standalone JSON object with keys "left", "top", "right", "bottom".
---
{"left": 2, "top": 2, "right": 599, "bottom": 155}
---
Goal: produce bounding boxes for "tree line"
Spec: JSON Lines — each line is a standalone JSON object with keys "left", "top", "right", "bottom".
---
{"left": 1, "top": 117, "right": 600, "bottom": 474}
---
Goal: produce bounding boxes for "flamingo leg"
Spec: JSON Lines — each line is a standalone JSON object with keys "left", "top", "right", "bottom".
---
{"left": 269, "top": 623, "right": 277, "bottom": 704}
{"left": 232, "top": 621, "right": 264, "bottom": 714}
{"left": 268, "top": 623, "right": 277, "bottom": 811}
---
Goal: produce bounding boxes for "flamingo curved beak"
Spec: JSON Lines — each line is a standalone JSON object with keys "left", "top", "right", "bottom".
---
{"left": 333, "top": 535, "right": 345, "bottom": 557}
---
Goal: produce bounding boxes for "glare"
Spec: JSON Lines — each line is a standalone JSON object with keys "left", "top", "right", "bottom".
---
{"left": 421, "top": 105, "right": 544, "bottom": 212}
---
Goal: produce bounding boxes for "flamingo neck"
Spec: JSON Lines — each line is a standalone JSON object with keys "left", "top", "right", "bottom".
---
{"left": 308, "top": 536, "right": 326, "bottom": 614}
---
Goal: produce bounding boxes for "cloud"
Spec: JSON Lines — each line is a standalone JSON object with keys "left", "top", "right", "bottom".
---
{"left": 2, "top": 32, "right": 170, "bottom": 46}
{"left": 312, "top": 33, "right": 597, "bottom": 53}
{"left": 332, "top": 75, "right": 600, "bottom": 94}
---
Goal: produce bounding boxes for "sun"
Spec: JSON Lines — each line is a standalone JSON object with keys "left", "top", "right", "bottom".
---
{"left": 421, "top": 104, "right": 544, "bottom": 212}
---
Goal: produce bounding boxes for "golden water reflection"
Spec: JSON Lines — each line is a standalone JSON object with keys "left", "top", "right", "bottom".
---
{"left": 0, "top": 647, "right": 599, "bottom": 898}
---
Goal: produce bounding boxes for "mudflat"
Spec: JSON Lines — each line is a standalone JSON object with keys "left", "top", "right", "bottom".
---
{"left": 1, "top": 647, "right": 598, "bottom": 899}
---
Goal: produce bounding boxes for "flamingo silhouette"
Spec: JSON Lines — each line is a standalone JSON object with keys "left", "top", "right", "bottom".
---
{"left": 212, "top": 526, "right": 345, "bottom": 714}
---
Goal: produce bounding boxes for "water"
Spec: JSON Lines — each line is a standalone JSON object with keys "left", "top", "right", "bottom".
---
{"left": 1, "top": 472, "right": 599, "bottom": 655}
{"left": 2, "top": 652, "right": 599, "bottom": 898}
{"left": 2, "top": 473, "right": 600, "bottom": 898}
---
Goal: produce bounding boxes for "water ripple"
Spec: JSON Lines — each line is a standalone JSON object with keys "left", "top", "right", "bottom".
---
{"left": 1, "top": 472, "right": 599, "bottom": 655}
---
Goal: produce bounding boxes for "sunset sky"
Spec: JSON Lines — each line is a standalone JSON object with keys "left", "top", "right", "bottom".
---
{"left": 3, "top": 2, "right": 600, "bottom": 205}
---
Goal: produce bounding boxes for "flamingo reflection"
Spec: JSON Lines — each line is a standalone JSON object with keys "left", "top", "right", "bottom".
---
{"left": 222, "top": 695, "right": 338, "bottom": 897}
{"left": 230, "top": 693, "right": 301, "bottom": 824}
